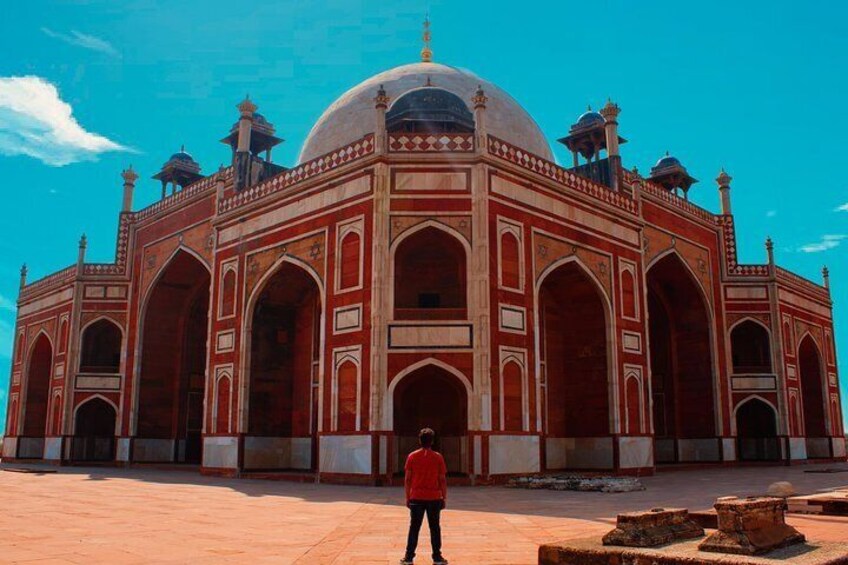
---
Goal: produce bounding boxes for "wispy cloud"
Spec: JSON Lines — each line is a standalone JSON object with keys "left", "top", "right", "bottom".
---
{"left": 766, "top": 210, "right": 777, "bottom": 218}
{"left": 835, "top": 202, "right": 848, "bottom": 212}
{"left": 799, "top": 234, "right": 846, "bottom": 253}
{"left": 41, "top": 28, "right": 120, "bottom": 58}
{"left": 0, "top": 316, "right": 12, "bottom": 360}
{"left": 0, "top": 76, "right": 131, "bottom": 166}
{"left": 0, "top": 294, "right": 15, "bottom": 313}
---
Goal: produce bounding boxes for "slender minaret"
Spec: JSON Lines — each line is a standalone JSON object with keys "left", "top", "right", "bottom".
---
{"left": 600, "top": 99, "right": 621, "bottom": 191}
{"left": 472, "top": 85, "right": 488, "bottom": 152}
{"left": 765, "top": 236, "right": 775, "bottom": 275}
{"left": 77, "top": 234, "right": 87, "bottom": 272}
{"left": 716, "top": 168, "right": 732, "bottom": 215}
{"left": 121, "top": 165, "right": 138, "bottom": 212}
{"left": 234, "top": 96, "right": 257, "bottom": 191}
{"left": 374, "top": 85, "right": 389, "bottom": 154}
{"left": 823, "top": 266, "right": 830, "bottom": 290}
{"left": 421, "top": 15, "right": 432, "bottom": 63}
{"left": 19, "top": 264, "right": 27, "bottom": 289}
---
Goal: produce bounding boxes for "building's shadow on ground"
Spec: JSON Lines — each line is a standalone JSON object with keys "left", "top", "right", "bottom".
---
{"left": 2, "top": 460, "right": 847, "bottom": 522}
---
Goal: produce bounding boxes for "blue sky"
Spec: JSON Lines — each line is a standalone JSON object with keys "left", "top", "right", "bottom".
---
{"left": 0, "top": 0, "right": 846, "bottom": 434}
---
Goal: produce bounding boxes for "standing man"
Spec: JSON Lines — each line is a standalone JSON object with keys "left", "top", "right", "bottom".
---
{"left": 400, "top": 427, "right": 448, "bottom": 565}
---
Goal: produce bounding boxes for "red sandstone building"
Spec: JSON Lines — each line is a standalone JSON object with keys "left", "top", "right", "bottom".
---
{"left": 3, "top": 45, "right": 845, "bottom": 481}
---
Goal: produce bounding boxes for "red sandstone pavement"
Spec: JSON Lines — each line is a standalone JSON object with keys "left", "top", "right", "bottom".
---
{"left": 0, "top": 463, "right": 846, "bottom": 564}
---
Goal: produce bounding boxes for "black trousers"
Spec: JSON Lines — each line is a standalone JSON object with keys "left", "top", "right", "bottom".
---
{"left": 405, "top": 499, "right": 443, "bottom": 559}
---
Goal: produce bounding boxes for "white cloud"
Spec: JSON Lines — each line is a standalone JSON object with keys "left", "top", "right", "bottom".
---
{"left": 41, "top": 28, "right": 120, "bottom": 58}
{"left": 835, "top": 202, "right": 848, "bottom": 212}
{"left": 799, "top": 234, "right": 846, "bottom": 253}
{"left": 766, "top": 210, "right": 777, "bottom": 218}
{"left": 0, "top": 76, "right": 131, "bottom": 166}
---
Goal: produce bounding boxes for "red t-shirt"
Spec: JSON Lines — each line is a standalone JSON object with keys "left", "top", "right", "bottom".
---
{"left": 405, "top": 448, "right": 447, "bottom": 501}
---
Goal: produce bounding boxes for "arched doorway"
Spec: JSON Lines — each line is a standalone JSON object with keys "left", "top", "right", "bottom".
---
{"left": 136, "top": 250, "right": 210, "bottom": 464}
{"left": 736, "top": 398, "right": 779, "bottom": 461}
{"left": 393, "top": 364, "right": 468, "bottom": 475}
{"left": 647, "top": 253, "right": 716, "bottom": 463}
{"left": 72, "top": 398, "right": 117, "bottom": 462}
{"left": 731, "top": 320, "right": 772, "bottom": 374}
{"left": 798, "top": 335, "right": 829, "bottom": 458}
{"left": 394, "top": 226, "right": 467, "bottom": 320}
{"left": 246, "top": 261, "right": 321, "bottom": 471}
{"left": 20, "top": 333, "right": 53, "bottom": 458}
{"left": 539, "top": 261, "right": 611, "bottom": 469}
{"left": 80, "top": 319, "right": 122, "bottom": 373}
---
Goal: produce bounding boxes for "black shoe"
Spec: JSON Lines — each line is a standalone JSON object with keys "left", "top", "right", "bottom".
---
{"left": 399, "top": 557, "right": 414, "bottom": 565}
{"left": 433, "top": 558, "right": 449, "bottom": 565}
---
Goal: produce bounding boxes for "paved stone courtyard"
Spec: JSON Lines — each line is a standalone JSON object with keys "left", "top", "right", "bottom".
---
{"left": 0, "top": 463, "right": 846, "bottom": 564}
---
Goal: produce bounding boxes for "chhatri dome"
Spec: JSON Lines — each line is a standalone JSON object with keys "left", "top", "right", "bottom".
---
{"left": 299, "top": 61, "right": 554, "bottom": 163}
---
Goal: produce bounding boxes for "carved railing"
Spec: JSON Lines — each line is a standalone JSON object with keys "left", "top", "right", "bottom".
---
{"left": 776, "top": 267, "right": 829, "bottom": 299}
{"left": 133, "top": 168, "right": 225, "bottom": 223}
{"left": 219, "top": 134, "right": 375, "bottom": 214}
{"left": 388, "top": 132, "right": 474, "bottom": 153}
{"left": 19, "top": 264, "right": 76, "bottom": 300}
{"left": 623, "top": 169, "right": 717, "bottom": 224}
{"left": 487, "top": 136, "right": 638, "bottom": 214}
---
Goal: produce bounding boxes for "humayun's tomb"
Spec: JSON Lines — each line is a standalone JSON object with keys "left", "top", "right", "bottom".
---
{"left": 3, "top": 30, "right": 844, "bottom": 483}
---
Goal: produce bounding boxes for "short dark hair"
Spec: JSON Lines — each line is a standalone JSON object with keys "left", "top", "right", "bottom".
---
{"left": 419, "top": 428, "right": 435, "bottom": 447}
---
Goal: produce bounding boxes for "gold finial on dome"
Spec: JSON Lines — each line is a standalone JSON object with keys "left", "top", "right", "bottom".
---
{"left": 421, "top": 15, "right": 432, "bottom": 62}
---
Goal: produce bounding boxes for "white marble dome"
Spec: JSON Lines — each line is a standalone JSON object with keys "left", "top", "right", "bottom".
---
{"left": 298, "top": 62, "right": 553, "bottom": 163}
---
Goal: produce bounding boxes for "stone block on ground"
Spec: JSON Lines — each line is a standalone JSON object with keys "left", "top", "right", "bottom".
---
{"left": 602, "top": 507, "right": 704, "bottom": 547}
{"left": 698, "top": 496, "right": 805, "bottom": 556}
{"left": 539, "top": 536, "right": 848, "bottom": 565}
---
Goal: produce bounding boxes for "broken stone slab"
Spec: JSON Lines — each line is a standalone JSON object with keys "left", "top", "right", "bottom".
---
{"left": 539, "top": 536, "right": 848, "bottom": 565}
{"left": 787, "top": 489, "right": 848, "bottom": 516}
{"left": 602, "top": 507, "right": 704, "bottom": 547}
{"left": 687, "top": 509, "right": 718, "bottom": 530}
{"left": 698, "top": 496, "right": 805, "bottom": 556}
{"left": 506, "top": 474, "right": 645, "bottom": 493}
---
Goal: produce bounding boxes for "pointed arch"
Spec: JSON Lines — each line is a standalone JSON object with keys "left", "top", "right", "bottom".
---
{"left": 21, "top": 331, "right": 53, "bottom": 441}
{"left": 729, "top": 317, "right": 773, "bottom": 374}
{"left": 79, "top": 316, "right": 124, "bottom": 374}
{"left": 798, "top": 334, "right": 828, "bottom": 441}
{"left": 385, "top": 358, "right": 472, "bottom": 430}
{"left": 390, "top": 220, "right": 471, "bottom": 321}
{"left": 647, "top": 250, "right": 718, "bottom": 461}
{"left": 733, "top": 395, "right": 780, "bottom": 461}
{"left": 72, "top": 395, "right": 118, "bottom": 462}
{"left": 132, "top": 247, "right": 211, "bottom": 464}
{"left": 239, "top": 253, "right": 326, "bottom": 435}
{"left": 535, "top": 255, "right": 617, "bottom": 439}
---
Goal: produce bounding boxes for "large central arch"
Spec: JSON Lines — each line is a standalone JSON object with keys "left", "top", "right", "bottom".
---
{"left": 242, "top": 258, "right": 323, "bottom": 471}
{"left": 390, "top": 360, "right": 471, "bottom": 475}
{"left": 537, "top": 258, "right": 614, "bottom": 470}
{"left": 647, "top": 252, "right": 717, "bottom": 463}
{"left": 135, "top": 249, "right": 211, "bottom": 464}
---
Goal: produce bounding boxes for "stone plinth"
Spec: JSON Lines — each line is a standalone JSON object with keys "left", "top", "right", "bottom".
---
{"left": 602, "top": 507, "right": 704, "bottom": 547}
{"left": 539, "top": 537, "right": 848, "bottom": 565}
{"left": 699, "top": 497, "right": 805, "bottom": 556}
